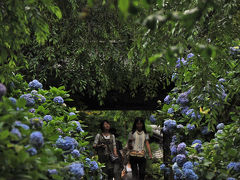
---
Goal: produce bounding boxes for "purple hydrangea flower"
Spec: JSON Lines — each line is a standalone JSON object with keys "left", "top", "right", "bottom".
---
{"left": 90, "top": 161, "right": 98, "bottom": 171}
{"left": 68, "top": 163, "right": 85, "bottom": 178}
{"left": 149, "top": 115, "right": 156, "bottom": 123}
{"left": 69, "top": 112, "right": 76, "bottom": 116}
{"left": 71, "top": 149, "right": 80, "bottom": 158}
{"left": 28, "top": 80, "right": 43, "bottom": 89}
{"left": 9, "top": 97, "right": 17, "bottom": 104}
{"left": 56, "top": 136, "right": 78, "bottom": 151}
{"left": 27, "top": 147, "right": 37, "bottom": 156}
{"left": 187, "top": 53, "right": 194, "bottom": 59}
{"left": 29, "top": 108, "right": 35, "bottom": 113}
{"left": 43, "top": 115, "right": 53, "bottom": 122}
{"left": 11, "top": 128, "right": 22, "bottom": 139}
{"left": 20, "top": 94, "right": 35, "bottom": 106}
{"left": 216, "top": 123, "right": 224, "bottom": 130}
{"left": 53, "top": 96, "right": 64, "bottom": 104}
{"left": 176, "top": 154, "right": 187, "bottom": 167}
{"left": 187, "top": 124, "right": 195, "bottom": 131}
{"left": 30, "top": 131, "right": 44, "bottom": 148}
{"left": 177, "top": 142, "right": 186, "bottom": 154}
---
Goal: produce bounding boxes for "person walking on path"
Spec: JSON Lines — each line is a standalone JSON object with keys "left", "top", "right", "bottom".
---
{"left": 128, "top": 117, "right": 152, "bottom": 180}
{"left": 93, "top": 120, "right": 118, "bottom": 180}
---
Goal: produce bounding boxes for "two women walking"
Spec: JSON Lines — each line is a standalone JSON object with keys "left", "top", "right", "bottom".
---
{"left": 93, "top": 117, "right": 152, "bottom": 180}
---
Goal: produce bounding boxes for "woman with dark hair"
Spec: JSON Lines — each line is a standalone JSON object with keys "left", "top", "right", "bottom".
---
{"left": 128, "top": 117, "right": 152, "bottom": 180}
{"left": 93, "top": 120, "right": 118, "bottom": 180}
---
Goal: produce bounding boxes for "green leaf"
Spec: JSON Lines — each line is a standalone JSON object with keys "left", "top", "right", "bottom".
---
{"left": 118, "top": 0, "right": 129, "bottom": 18}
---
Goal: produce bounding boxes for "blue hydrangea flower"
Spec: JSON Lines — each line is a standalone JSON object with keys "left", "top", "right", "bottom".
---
{"left": 31, "top": 90, "right": 38, "bottom": 95}
{"left": 34, "top": 94, "right": 46, "bottom": 103}
{"left": 227, "top": 178, "right": 236, "bottom": 180}
{"left": 187, "top": 53, "right": 194, "bottom": 59}
{"left": 187, "top": 124, "right": 195, "bottom": 131}
{"left": 216, "top": 123, "right": 224, "bottom": 130}
{"left": 20, "top": 94, "right": 35, "bottom": 106}
{"left": 85, "top": 158, "right": 91, "bottom": 165}
{"left": 29, "top": 108, "right": 35, "bottom": 113}
{"left": 176, "top": 58, "right": 188, "bottom": 68}
{"left": 9, "top": 97, "right": 17, "bottom": 104}
{"left": 71, "top": 121, "right": 84, "bottom": 133}
{"left": 176, "top": 154, "right": 187, "bottom": 167}
{"left": 56, "top": 136, "right": 78, "bottom": 151}
{"left": 227, "top": 162, "right": 236, "bottom": 170}
{"left": 53, "top": 96, "right": 64, "bottom": 104}
{"left": 194, "top": 162, "right": 199, "bottom": 166}
{"left": 192, "top": 140, "right": 202, "bottom": 145}
{"left": 14, "top": 121, "right": 30, "bottom": 130}
{"left": 27, "top": 147, "right": 37, "bottom": 156}
{"left": 233, "top": 162, "right": 240, "bottom": 172}
{"left": 160, "top": 164, "right": 167, "bottom": 171}
{"left": 48, "top": 169, "right": 58, "bottom": 175}
{"left": 69, "top": 112, "right": 76, "bottom": 116}
{"left": 218, "top": 78, "right": 226, "bottom": 83}
{"left": 28, "top": 80, "right": 43, "bottom": 89}
{"left": 71, "top": 149, "right": 80, "bottom": 158}
{"left": 90, "top": 161, "right": 98, "bottom": 171}
{"left": 11, "top": 128, "right": 22, "bottom": 139}
{"left": 174, "top": 168, "right": 183, "bottom": 179}
{"left": 30, "top": 131, "right": 44, "bottom": 148}
{"left": 186, "top": 109, "right": 194, "bottom": 116}
{"left": 68, "top": 163, "right": 85, "bottom": 178}
{"left": 43, "top": 115, "right": 53, "bottom": 122}
{"left": 177, "top": 142, "right": 186, "bottom": 154}
{"left": 164, "top": 95, "right": 171, "bottom": 104}
{"left": 201, "top": 126, "right": 210, "bottom": 135}
{"left": 177, "top": 124, "right": 184, "bottom": 129}
{"left": 149, "top": 115, "right": 156, "bottom": 123}
{"left": 181, "top": 106, "right": 189, "bottom": 115}
{"left": 163, "top": 119, "right": 177, "bottom": 133}
{"left": 171, "top": 145, "right": 177, "bottom": 156}
{"left": 183, "top": 168, "right": 198, "bottom": 180}
{"left": 0, "top": 83, "right": 7, "bottom": 98}
{"left": 183, "top": 161, "right": 194, "bottom": 170}
{"left": 168, "top": 108, "right": 174, "bottom": 114}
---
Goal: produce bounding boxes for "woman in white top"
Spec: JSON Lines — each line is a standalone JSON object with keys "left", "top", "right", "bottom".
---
{"left": 128, "top": 117, "right": 152, "bottom": 180}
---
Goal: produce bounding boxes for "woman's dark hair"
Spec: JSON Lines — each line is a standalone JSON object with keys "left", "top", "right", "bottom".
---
{"left": 131, "top": 117, "right": 146, "bottom": 134}
{"left": 100, "top": 120, "right": 111, "bottom": 132}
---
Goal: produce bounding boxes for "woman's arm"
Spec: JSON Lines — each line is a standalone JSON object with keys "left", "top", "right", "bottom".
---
{"left": 112, "top": 135, "right": 118, "bottom": 156}
{"left": 146, "top": 140, "right": 152, "bottom": 159}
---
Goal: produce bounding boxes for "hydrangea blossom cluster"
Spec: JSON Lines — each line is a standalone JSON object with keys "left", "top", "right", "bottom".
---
{"left": 9, "top": 97, "right": 17, "bottom": 104}
{"left": 68, "top": 163, "right": 84, "bottom": 178}
{"left": 30, "top": 131, "right": 44, "bottom": 148}
{"left": 176, "top": 58, "right": 187, "bottom": 68}
{"left": 71, "top": 121, "right": 84, "bottom": 133}
{"left": 56, "top": 136, "right": 78, "bottom": 151}
{"left": 53, "top": 96, "right": 64, "bottom": 104}
{"left": 192, "top": 140, "right": 202, "bottom": 153}
{"left": 28, "top": 80, "right": 43, "bottom": 89}
{"left": 27, "top": 147, "right": 38, "bottom": 156}
{"left": 168, "top": 108, "right": 174, "bottom": 114}
{"left": 229, "top": 46, "right": 240, "bottom": 55}
{"left": 89, "top": 161, "right": 99, "bottom": 171}
{"left": 33, "top": 94, "right": 46, "bottom": 104}
{"left": 176, "top": 91, "right": 190, "bottom": 105}
{"left": 20, "top": 94, "right": 35, "bottom": 106}
{"left": 177, "top": 142, "right": 187, "bottom": 154}
{"left": 29, "top": 108, "right": 35, "bottom": 113}
{"left": 149, "top": 115, "right": 156, "bottom": 123}
{"left": 172, "top": 160, "right": 198, "bottom": 180}
{"left": 216, "top": 123, "right": 224, "bottom": 130}
{"left": 163, "top": 119, "right": 177, "bottom": 133}
{"left": 14, "top": 121, "right": 30, "bottom": 130}
{"left": 11, "top": 128, "right": 22, "bottom": 139}
{"left": 187, "top": 124, "right": 195, "bottom": 131}
{"left": 71, "top": 149, "right": 80, "bottom": 158}
{"left": 227, "top": 162, "right": 240, "bottom": 172}
{"left": 176, "top": 154, "right": 187, "bottom": 167}
{"left": 43, "top": 115, "right": 53, "bottom": 122}
{"left": 69, "top": 112, "right": 76, "bottom": 116}
{"left": 48, "top": 169, "right": 58, "bottom": 175}
{"left": 164, "top": 95, "right": 171, "bottom": 104}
